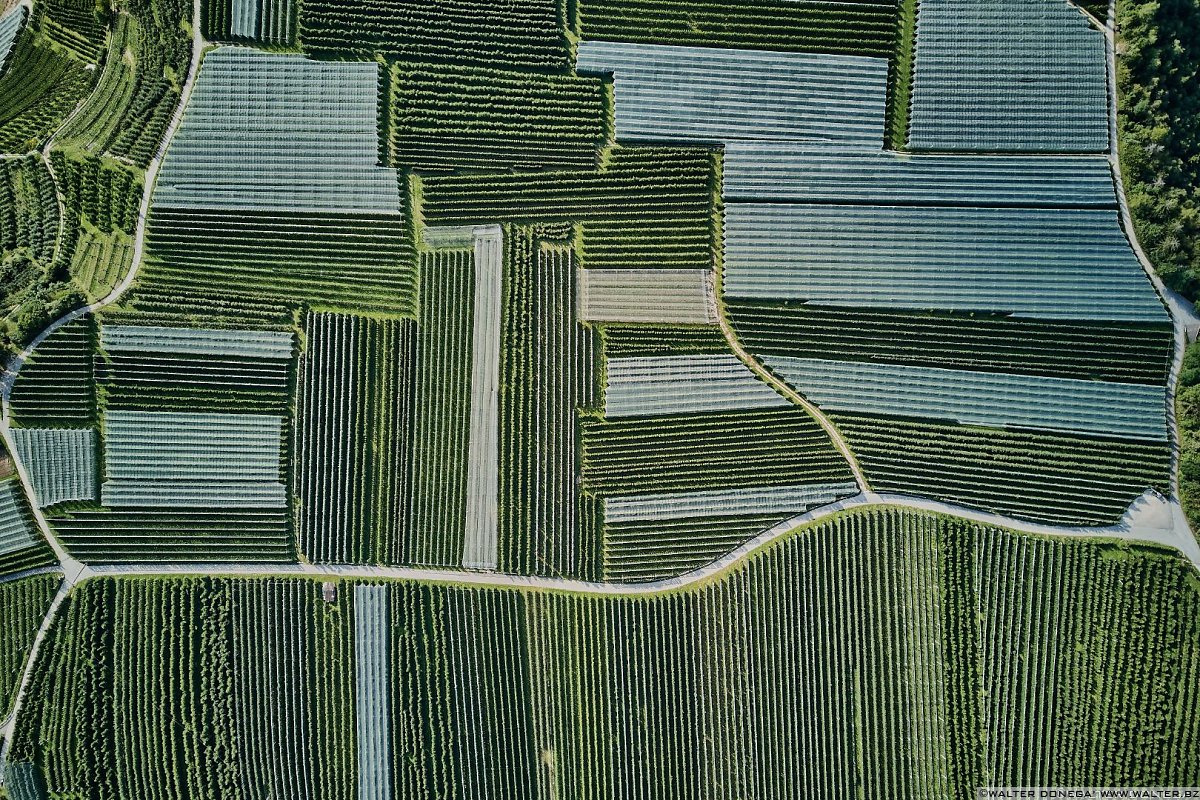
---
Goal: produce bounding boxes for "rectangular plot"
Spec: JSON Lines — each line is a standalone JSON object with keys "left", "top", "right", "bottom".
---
{"left": 156, "top": 48, "right": 400, "bottom": 214}
{"left": 722, "top": 204, "right": 1167, "bottom": 322}
{"left": 144, "top": 208, "right": 416, "bottom": 314}
{"left": 102, "top": 410, "right": 286, "bottom": 508}
{"left": 908, "top": 0, "right": 1108, "bottom": 152}
{"left": 578, "top": 269, "right": 716, "bottom": 324}
{"left": 100, "top": 324, "right": 294, "bottom": 359}
{"left": 604, "top": 354, "right": 789, "bottom": 417}
{"left": 727, "top": 302, "right": 1173, "bottom": 384}
{"left": 463, "top": 227, "right": 503, "bottom": 570}
{"left": 294, "top": 313, "right": 414, "bottom": 564}
{"left": 104, "top": 410, "right": 282, "bottom": 481}
{"left": 576, "top": 40, "right": 888, "bottom": 147}
{"left": 9, "top": 428, "right": 96, "bottom": 508}
{"left": 723, "top": 144, "right": 1118, "bottom": 207}
{"left": 51, "top": 509, "right": 293, "bottom": 562}
{"left": 578, "top": 0, "right": 898, "bottom": 57}
{"left": 100, "top": 481, "right": 288, "bottom": 508}
{"left": 582, "top": 408, "right": 854, "bottom": 494}
{"left": 766, "top": 355, "right": 1167, "bottom": 440}
{"left": 355, "top": 584, "right": 392, "bottom": 800}
{"left": 389, "top": 63, "right": 605, "bottom": 172}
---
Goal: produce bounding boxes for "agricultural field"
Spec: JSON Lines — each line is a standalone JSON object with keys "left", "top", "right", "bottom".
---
{"left": 0, "top": 0, "right": 1195, "bottom": 793}
{"left": 8, "top": 511, "right": 1200, "bottom": 797}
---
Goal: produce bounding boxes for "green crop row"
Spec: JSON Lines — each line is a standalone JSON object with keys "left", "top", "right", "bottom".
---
{"left": 389, "top": 61, "right": 606, "bottom": 173}
{"left": 728, "top": 301, "right": 1174, "bottom": 384}
{"left": 0, "top": 573, "right": 58, "bottom": 717}
{"left": 298, "top": 0, "right": 568, "bottom": 70}
{"left": 600, "top": 323, "right": 727, "bottom": 359}
{"left": 8, "top": 315, "right": 96, "bottom": 427}
{"left": 497, "top": 231, "right": 600, "bottom": 578}
{"left": 142, "top": 207, "right": 418, "bottom": 314}
{"left": 833, "top": 411, "right": 1171, "bottom": 525}
{"left": 48, "top": 509, "right": 295, "bottom": 562}
{"left": 422, "top": 147, "right": 719, "bottom": 271}
{"left": 96, "top": 350, "right": 293, "bottom": 414}
{"left": 404, "top": 249, "right": 473, "bottom": 568}
{"left": 581, "top": 407, "right": 855, "bottom": 495}
{"left": 602, "top": 512, "right": 787, "bottom": 582}
{"left": 579, "top": 0, "right": 898, "bottom": 57}
{"left": 295, "top": 311, "right": 414, "bottom": 565}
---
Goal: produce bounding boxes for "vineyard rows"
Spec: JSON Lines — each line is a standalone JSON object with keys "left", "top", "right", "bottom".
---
{"left": 578, "top": 0, "right": 899, "bottom": 57}
{"left": 832, "top": 415, "right": 1171, "bottom": 525}
{"left": 728, "top": 303, "right": 1174, "bottom": 384}
{"left": 976, "top": 528, "right": 1200, "bottom": 782}
{"left": 908, "top": 0, "right": 1109, "bottom": 152}
{"left": 8, "top": 317, "right": 96, "bottom": 427}
{"left": 599, "top": 324, "right": 728, "bottom": 358}
{"left": 0, "top": 574, "right": 57, "bottom": 717}
{"left": 9, "top": 428, "right": 96, "bottom": 508}
{"left": 602, "top": 513, "right": 798, "bottom": 581}
{"left": 496, "top": 232, "right": 599, "bottom": 578}
{"left": 577, "top": 269, "right": 717, "bottom": 324}
{"left": 97, "top": 326, "right": 293, "bottom": 414}
{"left": 581, "top": 408, "right": 854, "bottom": 495}
{"left": 575, "top": 41, "right": 888, "bottom": 147}
{"left": 50, "top": 508, "right": 294, "bottom": 562}
{"left": 294, "top": 312, "right": 412, "bottom": 565}
{"left": 144, "top": 208, "right": 418, "bottom": 314}
{"left": 422, "top": 147, "right": 718, "bottom": 271}
{"left": 605, "top": 354, "right": 789, "bottom": 417}
{"left": 764, "top": 355, "right": 1168, "bottom": 440}
{"left": 389, "top": 63, "right": 605, "bottom": 172}
{"left": 101, "top": 286, "right": 299, "bottom": 331}
{"left": 14, "top": 510, "right": 1200, "bottom": 796}
{"left": 406, "top": 249, "right": 473, "bottom": 568}
{"left": 296, "top": 0, "right": 568, "bottom": 70}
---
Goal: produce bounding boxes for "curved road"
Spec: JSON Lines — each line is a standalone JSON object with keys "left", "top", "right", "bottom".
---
{"left": 0, "top": 0, "right": 207, "bottom": 770}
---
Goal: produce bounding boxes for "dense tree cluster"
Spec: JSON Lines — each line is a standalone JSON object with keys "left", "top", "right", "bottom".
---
{"left": 1118, "top": 0, "right": 1200, "bottom": 302}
